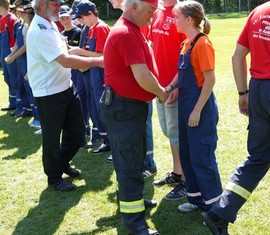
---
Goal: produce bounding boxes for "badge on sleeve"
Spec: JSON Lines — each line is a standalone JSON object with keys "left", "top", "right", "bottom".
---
{"left": 38, "top": 24, "right": 47, "bottom": 30}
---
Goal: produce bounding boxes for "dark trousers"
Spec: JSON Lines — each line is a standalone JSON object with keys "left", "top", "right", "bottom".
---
{"left": 100, "top": 95, "right": 148, "bottom": 231}
{"left": 35, "top": 86, "right": 85, "bottom": 184}
{"left": 212, "top": 78, "right": 270, "bottom": 222}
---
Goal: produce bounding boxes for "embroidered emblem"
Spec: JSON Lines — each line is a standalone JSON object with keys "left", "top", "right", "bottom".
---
{"left": 38, "top": 24, "right": 47, "bottom": 30}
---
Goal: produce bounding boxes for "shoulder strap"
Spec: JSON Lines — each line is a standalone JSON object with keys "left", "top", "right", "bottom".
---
{"left": 188, "top": 33, "right": 205, "bottom": 52}
{"left": 6, "top": 14, "right": 11, "bottom": 30}
{"left": 180, "top": 33, "right": 205, "bottom": 53}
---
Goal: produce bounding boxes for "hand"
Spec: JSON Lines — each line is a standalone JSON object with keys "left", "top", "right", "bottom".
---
{"left": 5, "top": 56, "right": 15, "bottom": 64}
{"left": 188, "top": 110, "right": 201, "bottom": 127}
{"left": 166, "top": 88, "right": 178, "bottom": 104}
{"left": 68, "top": 47, "right": 82, "bottom": 55}
{"left": 24, "top": 74, "right": 28, "bottom": 81}
{"left": 165, "top": 85, "right": 173, "bottom": 93}
{"left": 157, "top": 89, "right": 169, "bottom": 103}
{"left": 239, "top": 95, "right": 249, "bottom": 116}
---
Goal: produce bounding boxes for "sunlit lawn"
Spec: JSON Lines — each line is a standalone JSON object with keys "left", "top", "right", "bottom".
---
{"left": 0, "top": 15, "right": 269, "bottom": 235}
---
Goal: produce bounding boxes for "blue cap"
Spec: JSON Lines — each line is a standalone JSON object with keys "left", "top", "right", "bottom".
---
{"left": 73, "top": 0, "right": 96, "bottom": 19}
{"left": 60, "top": 5, "right": 70, "bottom": 16}
{"left": 69, "top": 0, "right": 82, "bottom": 15}
{"left": 51, "top": 0, "right": 64, "bottom": 3}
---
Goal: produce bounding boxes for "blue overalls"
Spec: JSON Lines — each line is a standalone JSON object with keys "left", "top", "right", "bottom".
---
{"left": 15, "top": 22, "right": 32, "bottom": 116}
{"left": 0, "top": 15, "right": 19, "bottom": 110}
{"left": 76, "top": 25, "right": 100, "bottom": 141}
{"left": 88, "top": 25, "right": 109, "bottom": 145}
{"left": 178, "top": 33, "right": 222, "bottom": 211}
{"left": 64, "top": 28, "right": 80, "bottom": 87}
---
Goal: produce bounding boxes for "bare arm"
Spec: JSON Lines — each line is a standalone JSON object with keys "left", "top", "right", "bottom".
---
{"left": 69, "top": 47, "right": 102, "bottom": 57}
{"left": 130, "top": 63, "right": 168, "bottom": 103}
{"left": 6, "top": 45, "right": 26, "bottom": 64}
{"left": 232, "top": 43, "right": 250, "bottom": 116}
{"left": 55, "top": 53, "right": 104, "bottom": 70}
{"left": 188, "top": 70, "right": 215, "bottom": 127}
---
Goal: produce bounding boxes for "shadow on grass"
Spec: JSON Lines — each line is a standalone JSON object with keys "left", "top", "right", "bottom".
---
{"left": 0, "top": 112, "right": 42, "bottom": 159}
{"left": 151, "top": 198, "right": 211, "bottom": 235}
{"left": 89, "top": 168, "right": 156, "bottom": 234}
{"left": 0, "top": 109, "right": 156, "bottom": 234}
{"left": 12, "top": 150, "right": 117, "bottom": 235}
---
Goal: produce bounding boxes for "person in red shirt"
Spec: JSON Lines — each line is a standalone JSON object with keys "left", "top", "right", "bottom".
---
{"left": 109, "top": 0, "right": 158, "bottom": 178}
{"left": 202, "top": 2, "right": 270, "bottom": 234}
{"left": 100, "top": 1, "right": 167, "bottom": 234}
{"left": 148, "top": 0, "right": 187, "bottom": 201}
{"left": 0, "top": 0, "right": 19, "bottom": 112}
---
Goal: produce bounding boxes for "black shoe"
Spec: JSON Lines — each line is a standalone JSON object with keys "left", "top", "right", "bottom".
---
{"left": 10, "top": 110, "right": 23, "bottom": 117}
{"left": 84, "top": 140, "right": 93, "bottom": 149}
{"left": 16, "top": 111, "right": 32, "bottom": 117}
{"left": 135, "top": 229, "right": 159, "bottom": 235}
{"left": 129, "top": 226, "right": 159, "bottom": 235}
{"left": 148, "top": 229, "right": 159, "bottom": 235}
{"left": 92, "top": 137, "right": 103, "bottom": 147}
{"left": 165, "top": 181, "right": 187, "bottom": 200}
{"left": 105, "top": 154, "right": 113, "bottom": 163}
{"left": 50, "top": 181, "right": 75, "bottom": 191}
{"left": 201, "top": 211, "right": 229, "bottom": 235}
{"left": 1, "top": 106, "right": 15, "bottom": 111}
{"left": 144, "top": 199, "right": 157, "bottom": 209}
{"left": 142, "top": 166, "right": 157, "bottom": 179}
{"left": 63, "top": 167, "right": 80, "bottom": 177}
{"left": 93, "top": 143, "right": 110, "bottom": 154}
{"left": 153, "top": 172, "right": 181, "bottom": 186}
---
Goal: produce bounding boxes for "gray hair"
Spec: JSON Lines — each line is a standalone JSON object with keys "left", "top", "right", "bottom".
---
{"left": 32, "top": 0, "right": 48, "bottom": 13}
{"left": 121, "top": 0, "right": 144, "bottom": 11}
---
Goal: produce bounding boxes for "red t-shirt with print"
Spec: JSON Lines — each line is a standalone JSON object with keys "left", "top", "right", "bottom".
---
{"left": 104, "top": 17, "right": 158, "bottom": 102}
{"left": 0, "top": 13, "right": 17, "bottom": 48}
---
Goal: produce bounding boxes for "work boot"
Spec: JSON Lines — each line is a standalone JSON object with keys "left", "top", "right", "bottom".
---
{"left": 201, "top": 211, "right": 229, "bottom": 235}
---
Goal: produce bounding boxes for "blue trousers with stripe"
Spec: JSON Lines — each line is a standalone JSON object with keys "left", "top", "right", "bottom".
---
{"left": 211, "top": 78, "right": 270, "bottom": 222}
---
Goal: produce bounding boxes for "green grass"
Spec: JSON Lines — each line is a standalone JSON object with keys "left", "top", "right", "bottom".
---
{"left": 1, "top": 15, "right": 270, "bottom": 235}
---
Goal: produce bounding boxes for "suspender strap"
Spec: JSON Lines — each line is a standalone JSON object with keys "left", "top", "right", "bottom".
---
{"left": 180, "top": 32, "right": 206, "bottom": 53}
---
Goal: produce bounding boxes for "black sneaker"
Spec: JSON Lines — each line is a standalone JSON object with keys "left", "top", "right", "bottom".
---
{"left": 201, "top": 211, "right": 229, "bottom": 235}
{"left": 105, "top": 154, "right": 113, "bottom": 163}
{"left": 93, "top": 143, "right": 111, "bottom": 154}
{"left": 49, "top": 181, "right": 75, "bottom": 192}
{"left": 153, "top": 172, "right": 181, "bottom": 186}
{"left": 10, "top": 110, "right": 23, "bottom": 117}
{"left": 143, "top": 166, "right": 157, "bottom": 179}
{"left": 63, "top": 167, "right": 80, "bottom": 177}
{"left": 165, "top": 181, "right": 187, "bottom": 200}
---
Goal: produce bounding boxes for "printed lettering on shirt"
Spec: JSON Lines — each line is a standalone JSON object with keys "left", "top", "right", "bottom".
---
{"left": 252, "top": 14, "right": 270, "bottom": 41}
{"left": 152, "top": 16, "right": 176, "bottom": 36}
{"left": 163, "top": 16, "right": 175, "bottom": 30}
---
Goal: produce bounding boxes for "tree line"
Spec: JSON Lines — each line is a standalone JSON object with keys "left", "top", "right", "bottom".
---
{"left": 64, "top": 0, "right": 268, "bottom": 19}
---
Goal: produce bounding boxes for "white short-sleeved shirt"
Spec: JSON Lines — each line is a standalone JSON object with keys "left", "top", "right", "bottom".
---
{"left": 22, "top": 23, "right": 28, "bottom": 43}
{"left": 26, "top": 15, "right": 72, "bottom": 97}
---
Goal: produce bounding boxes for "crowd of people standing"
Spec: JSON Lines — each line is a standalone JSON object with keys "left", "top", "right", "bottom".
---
{"left": 1, "top": 0, "right": 269, "bottom": 234}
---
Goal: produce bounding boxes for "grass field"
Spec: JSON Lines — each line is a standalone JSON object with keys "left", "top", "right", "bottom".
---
{"left": 0, "top": 16, "right": 270, "bottom": 235}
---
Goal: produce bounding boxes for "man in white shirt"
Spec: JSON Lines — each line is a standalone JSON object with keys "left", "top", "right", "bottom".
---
{"left": 27, "top": 0, "right": 103, "bottom": 191}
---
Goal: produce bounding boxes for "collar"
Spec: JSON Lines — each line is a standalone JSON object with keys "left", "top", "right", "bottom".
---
{"left": 34, "top": 14, "right": 58, "bottom": 30}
